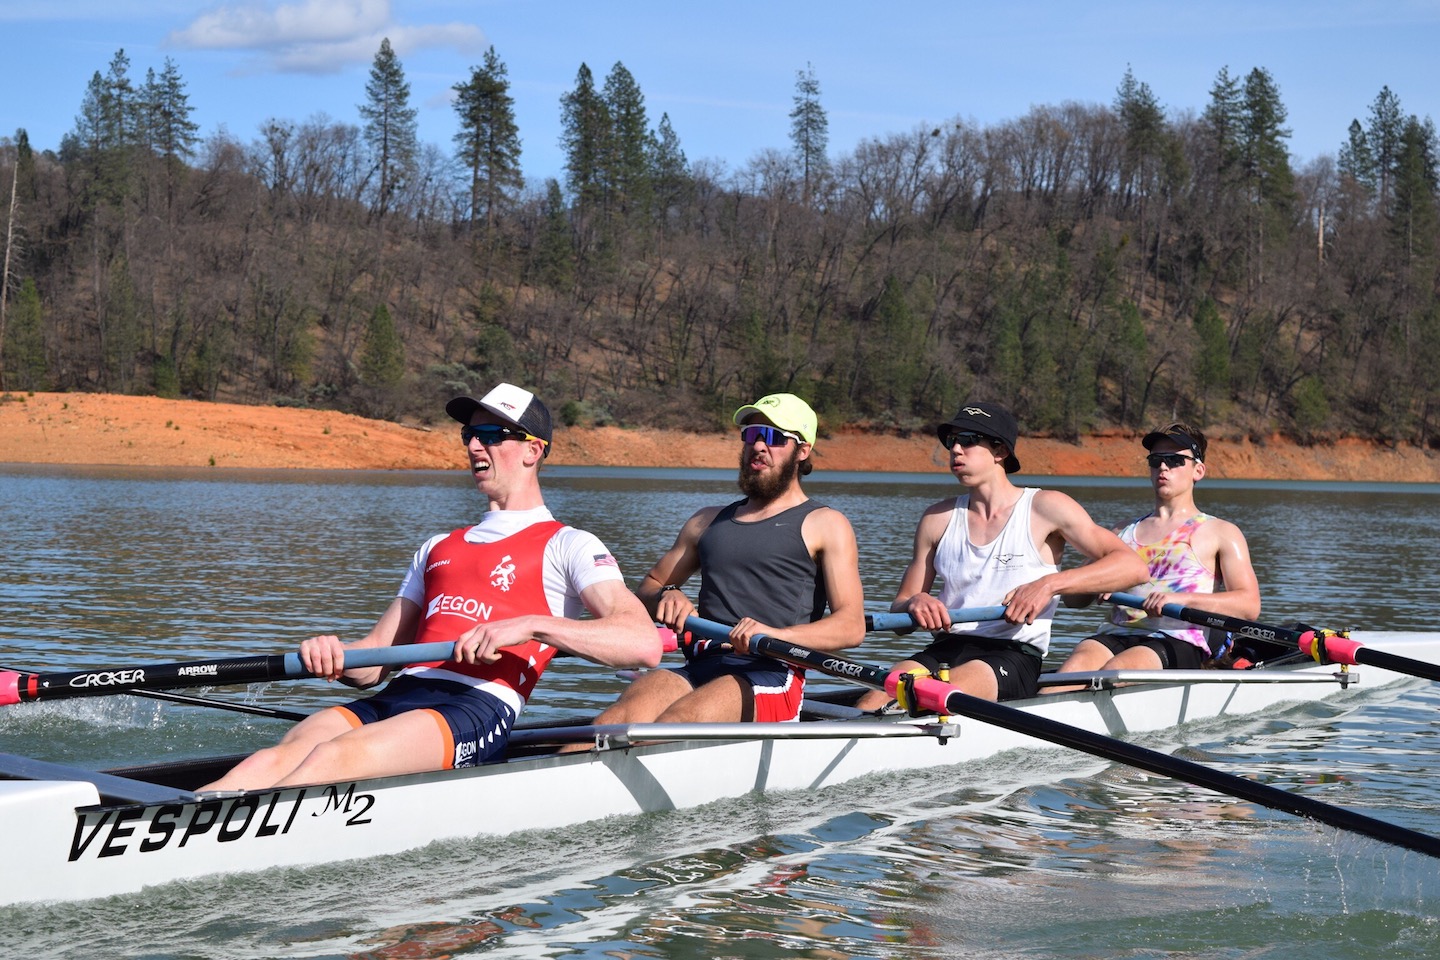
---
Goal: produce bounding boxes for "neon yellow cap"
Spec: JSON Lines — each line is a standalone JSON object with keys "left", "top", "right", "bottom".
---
{"left": 732, "top": 393, "right": 818, "bottom": 445}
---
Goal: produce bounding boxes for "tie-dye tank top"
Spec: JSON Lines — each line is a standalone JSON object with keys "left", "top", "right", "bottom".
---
{"left": 1097, "top": 513, "right": 1216, "bottom": 651}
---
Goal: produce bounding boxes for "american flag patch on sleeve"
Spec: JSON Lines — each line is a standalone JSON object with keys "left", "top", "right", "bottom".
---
{"left": 592, "top": 553, "right": 618, "bottom": 568}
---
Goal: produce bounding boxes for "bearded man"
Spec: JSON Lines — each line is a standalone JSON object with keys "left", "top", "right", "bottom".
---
{"left": 589, "top": 393, "right": 865, "bottom": 724}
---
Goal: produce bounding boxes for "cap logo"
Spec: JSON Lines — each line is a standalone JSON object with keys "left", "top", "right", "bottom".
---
{"left": 498, "top": 402, "right": 516, "bottom": 412}
{"left": 760, "top": 397, "right": 779, "bottom": 407}
{"left": 961, "top": 406, "right": 991, "bottom": 417}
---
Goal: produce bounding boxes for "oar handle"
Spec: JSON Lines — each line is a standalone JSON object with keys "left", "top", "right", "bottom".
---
{"left": 865, "top": 606, "right": 1007, "bottom": 633}
{"left": 1107, "top": 592, "right": 1302, "bottom": 652}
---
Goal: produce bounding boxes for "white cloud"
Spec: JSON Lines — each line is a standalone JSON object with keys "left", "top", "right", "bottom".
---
{"left": 167, "top": 0, "right": 485, "bottom": 74}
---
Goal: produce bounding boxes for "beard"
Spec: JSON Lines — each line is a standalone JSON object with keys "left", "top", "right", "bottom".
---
{"left": 737, "top": 442, "right": 801, "bottom": 503}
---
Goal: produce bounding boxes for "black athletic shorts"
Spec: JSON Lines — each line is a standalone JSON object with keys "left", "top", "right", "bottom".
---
{"left": 911, "top": 634, "right": 1043, "bottom": 701}
{"left": 1088, "top": 633, "right": 1205, "bottom": 670}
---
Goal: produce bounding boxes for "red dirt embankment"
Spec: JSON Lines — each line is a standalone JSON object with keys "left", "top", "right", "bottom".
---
{"left": 2, "top": 392, "right": 1436, "bottom": 481}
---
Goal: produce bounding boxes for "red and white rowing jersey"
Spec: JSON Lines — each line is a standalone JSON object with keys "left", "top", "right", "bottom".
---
{"left": 394, "top": 506, "right": 625, "bottom": 713}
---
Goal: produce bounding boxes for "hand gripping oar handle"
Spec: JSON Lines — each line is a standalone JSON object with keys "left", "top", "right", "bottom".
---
{"left": 737, "top": 630, "right": 1440, "bottom": 861}
{"left": 1107, "top": 592, "right": 1308, "bottom": 659}
{"left": 865, "top": 606, "right": 1007, "bottom": 634}
{"left": 0, "top": 641, "right": 459, "bottom": 706}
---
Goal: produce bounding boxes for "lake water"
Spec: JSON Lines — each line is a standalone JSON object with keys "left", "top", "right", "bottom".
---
{"left": 2, "top": 463, "right": 1439, "bottom": 959}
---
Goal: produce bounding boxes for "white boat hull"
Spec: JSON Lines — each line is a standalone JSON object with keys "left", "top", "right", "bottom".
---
{"left": 4, "top": 631, "right": 1437, "bottom": 906}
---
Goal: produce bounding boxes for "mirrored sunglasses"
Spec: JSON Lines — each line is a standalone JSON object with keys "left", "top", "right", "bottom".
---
{"left": 740, "top": 424, "right": 801, "bottom": 446}
{"left": 461, "top": 424, "right": 540, "bottom": 446}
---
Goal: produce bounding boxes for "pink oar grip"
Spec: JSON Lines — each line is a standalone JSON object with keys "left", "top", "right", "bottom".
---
{"left": 657, "top": 626, "right": 679, "bottom": 654}
{"left": 0, "top": 670, "right": 20, "bottom": 707}
{"left": 1321, "top": 635, "right": 1365, "bottom": 665}
{"left": 884, "top": 672, "right": 956, "bottom": 714}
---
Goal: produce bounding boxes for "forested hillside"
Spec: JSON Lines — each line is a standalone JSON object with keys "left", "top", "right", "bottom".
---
{"left": 2, "top": 45, "right": 1437, "bottom": 447}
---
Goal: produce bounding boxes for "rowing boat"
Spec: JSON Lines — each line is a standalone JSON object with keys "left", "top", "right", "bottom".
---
{"left": 3, "top": 630, "right": 1438, "bottom": 906}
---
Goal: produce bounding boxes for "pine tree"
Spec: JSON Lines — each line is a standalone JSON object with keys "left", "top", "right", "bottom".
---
{"left": 1366, "top": 86, "right": 1404, "bottom": 210}
{"left": 601, "top": 62, "right": 651, "bottom": 220}
{"left": 533, "top": 178, "right": 574, "bottom": 291}
{"left": 453, "top": 46, "right": 523, "bottom": 236}
{"left": 359, "top": 303, "right": 406, "bottom": 387}
{"left": 1202, "top": 67, "right": 1243, "bottom": 170}
{"left": 1194, "top": 297, "right": 1231, "bottom": 413}
{"left": 1238, "top": 67, "right": 1294, "bottom": 286}
{"left": 142, "top": 58, "right": 200, "bottom": 217}
{"left": 1389, "top": 115, "right": 1439, "bottom": 264}
{"left": 4, "top": 278, "right": 47, "bottom": 391}
{"left": 360, "top": 38, "right": 418, "bottom": 219}
{"left": 559, "top": 63, "right": 610, "bottom": 216}
{"left": 789, "top": 63, "right": 829, "bottom": 202}
{"left": 648, "top": 112, "right": 690, "bottom": 228}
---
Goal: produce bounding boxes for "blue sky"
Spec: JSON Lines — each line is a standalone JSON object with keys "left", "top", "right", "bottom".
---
{"left": 3, "top": 0, "right": 1439, "bottom": 188}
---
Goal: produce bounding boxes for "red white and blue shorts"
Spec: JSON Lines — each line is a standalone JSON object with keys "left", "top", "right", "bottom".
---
{"left": 669, "top": 653, "right": 806, "bottom": 722}
{"left": 334, "top": 675, "right": 517, "bottom": 769}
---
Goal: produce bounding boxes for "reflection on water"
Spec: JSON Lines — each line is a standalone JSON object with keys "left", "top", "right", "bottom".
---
{"left": 3, "top": 464, "right": 1440, "bottom": 958}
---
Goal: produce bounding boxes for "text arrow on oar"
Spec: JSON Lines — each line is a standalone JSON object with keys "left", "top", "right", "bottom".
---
{"left": 1298, "top": 632, "right": 1440, "bottom": 684}
{"left": 682, "top": 616, "right": 1440, "bottom": 861}
{"left": 0, "top": 641, "right": 460, "bottom": 707}
{"left": 865, "top": 605, "right": 1007, "bottom": 634}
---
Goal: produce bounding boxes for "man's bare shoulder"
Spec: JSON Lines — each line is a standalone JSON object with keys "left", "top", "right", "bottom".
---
{"left": 1031, "top": 487, "right": 1090, "bottom": 521}
{"left": 802, "top": 503, "right": 859, "bottom": 538}
{"left": 1197, "top": 514, "right": 1250, "bottom": 548}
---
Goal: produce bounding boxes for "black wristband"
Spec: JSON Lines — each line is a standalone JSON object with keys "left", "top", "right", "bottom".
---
{"left": 659, "top": 584, "right": 684, "bottom": 595}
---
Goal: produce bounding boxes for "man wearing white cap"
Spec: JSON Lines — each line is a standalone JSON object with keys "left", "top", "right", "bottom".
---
{"left": 203, "top": 383, "right": 658, "bottom": 790}
{"left": 589, "top": 392, "right": 866, "bottom": 725}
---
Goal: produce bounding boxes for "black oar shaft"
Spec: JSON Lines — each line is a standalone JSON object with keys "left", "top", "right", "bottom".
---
{"left": 4, "top": 655, "right": 293, "bottom": 705}
{"left": 1349, "top": 646, "right": 1440, "bottom": 683}
{"left": 0, "top": 641, "right": 460, "bottom": 706}
{"left": 1107, "top": 592, "right": 1298, "bottom": 655}
{"left": 740, "top": 629, "right": 1440, "bottom": 861}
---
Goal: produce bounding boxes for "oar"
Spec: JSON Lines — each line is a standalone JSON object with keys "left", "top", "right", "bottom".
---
{"left": 1106, "top": 592, "right": 1307, "bottom": 663}
{"left": 865, "top": 606, "right": 1007, "bottom": 634}
{"left": 684, "top": 616, "right": 1440, "bottom": 860}
{"left": 0, "top": 661, "right": 309, "bottom": 721}
{"left": 0, "top": 641, "right": 461, "bottom": 707}
{"left": 1297, "top": 632, "right": 1440, "bottom": 684}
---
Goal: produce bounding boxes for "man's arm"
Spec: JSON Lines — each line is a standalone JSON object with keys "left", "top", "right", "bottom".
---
{"left": 1005, "top": 491, "right": 1147, "bottom": 624}
{"left": 635, "top": 506, "right": 720, "bottom": 632}
{"left": 889, "top": 500, "right": 955, "bottom": 631}
{"left": 730, "top": 507, "right": 866, "bottom": 652}
{"left": 451, "top": 579, "right": 661, "bottom": 669}
{"left": 300, "top": 597, "right": 422, "bottom": 688}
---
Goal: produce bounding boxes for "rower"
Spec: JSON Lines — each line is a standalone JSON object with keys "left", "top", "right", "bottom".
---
{"left": 1047, "top": 421, "right": 1261, "bottom": 691}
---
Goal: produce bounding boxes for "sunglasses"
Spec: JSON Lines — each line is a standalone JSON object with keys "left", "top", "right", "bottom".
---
{"left": 461, "top": 424, "right": 542, "bottom": 446}
{"left": 940, "top": 430, "right": 996, "bottom": 450}
{"left": 1146, "top": 452, "right": 1197, "bottom": 469}
{"left": 740, "top": 424, "right": 802, "bottom": 446}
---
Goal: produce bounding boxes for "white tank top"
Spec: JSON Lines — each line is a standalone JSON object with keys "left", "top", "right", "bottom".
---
{"left": 934, "top": 488, "right": 1059, "bottom": 656}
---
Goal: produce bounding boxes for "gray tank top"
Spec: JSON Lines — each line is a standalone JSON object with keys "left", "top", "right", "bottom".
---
{"left": 697, "top": 499, "right": 829, "bottom": 626}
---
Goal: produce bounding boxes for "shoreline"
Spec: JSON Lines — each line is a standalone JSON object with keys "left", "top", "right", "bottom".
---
{"left": 2, "top": 392, "right": 1437, "bottom": 482}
